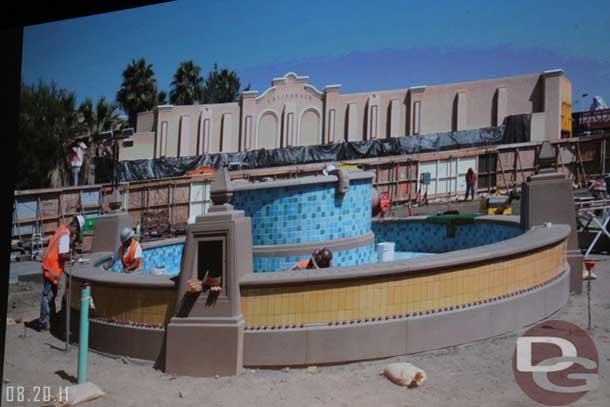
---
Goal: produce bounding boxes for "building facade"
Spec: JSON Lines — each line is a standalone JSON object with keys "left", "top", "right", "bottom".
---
{"left": 120, "top": 70, "right": 572, "bottom": 161}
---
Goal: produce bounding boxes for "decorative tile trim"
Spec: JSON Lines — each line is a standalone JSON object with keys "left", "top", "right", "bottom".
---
{"left": 253, "top": 231, "right": 374, "bottom": 257}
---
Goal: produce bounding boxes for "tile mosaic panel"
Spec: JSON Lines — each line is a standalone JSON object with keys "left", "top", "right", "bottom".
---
{"left": 253, "top": 243, "right": 375, "bottom": 272}
{"left": 371, "top": 221, "right": 522, "bottom": 253}
{"left": 97, "top": 243, "right": 183, "bottom": 275}
{"left": 232, "top": 179, "right": 372, "bottom": 245}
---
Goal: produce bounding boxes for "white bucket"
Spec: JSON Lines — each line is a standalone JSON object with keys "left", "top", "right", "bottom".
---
{"left": 151, "top": 266, "right": 166, "bottom": 276}
{"left": 377, "top": 242, "right": 395, "bottom": 262}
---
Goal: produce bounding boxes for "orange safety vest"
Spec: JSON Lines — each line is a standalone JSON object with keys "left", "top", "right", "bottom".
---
{"left": 41, "top": 225, "right": 70, "bottom": 285}
{"left": 294, "top": 259, "right": 310, "bottom": 269}
{"left": 119, "top": 239, "right": 142, "bottom": 271}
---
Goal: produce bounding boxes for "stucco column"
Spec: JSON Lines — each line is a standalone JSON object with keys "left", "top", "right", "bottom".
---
{"left": 388, "top": 99, "right": 401, "bottom": 138}
{"left": 198, "top": 107, "right": 212, "bottom": 155}
{"left": 542, "top": 69, "right": 564, "bottom": 142}
{"left": 240, "top": 91, "right": 258, "bottom": 151}
{"left": 323, "top": 85, "right": 341, "bottom": 144}
{"left": 408, "top": 86, "right": 426, "bottom": 135}
{"left": 283, "top": 103, "right": 297, "bottom": 147}
{"left": 495, "top": 87, "right": 508, "bottom": 127}
{"left": 367, "top": 94, "right": 381, "bottom": 140}
{"left": 155, "top": 105, "right": 174, "bottom": 158}
{"left": 455, "top": 92, "right": 468, "bottom": 131}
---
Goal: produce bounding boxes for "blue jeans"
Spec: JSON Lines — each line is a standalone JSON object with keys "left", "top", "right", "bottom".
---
{"left": 39, "top": 278, "right": 58, "bottom": 326}
{"left": 465, "top": 183, "right": 476, "bottom": 200}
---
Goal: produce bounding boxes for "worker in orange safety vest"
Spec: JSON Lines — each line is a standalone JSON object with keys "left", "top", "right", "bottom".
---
{"left": 290, "top": 248, "right": 333, "bottom": 270}
{"left": 25, "top": 215, "right": 83, "bottom": 332}
{"left": 102, "top": 227, "right": 143, "bottom": 273}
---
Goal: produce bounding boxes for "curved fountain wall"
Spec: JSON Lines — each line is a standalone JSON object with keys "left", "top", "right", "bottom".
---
{"left": 69, "top": 217, "right": 570, "bottom": 366}
{"left": 372, "top": 217, "right": 522, "bottom": 252}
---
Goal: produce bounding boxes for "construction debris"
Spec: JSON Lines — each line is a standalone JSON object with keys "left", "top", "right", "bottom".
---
{"left": 141, "top": 209, "right": 171, "bottom": 241}
{"left": 306, "top": 366, "right": 318, "bottom": 374}
{"left": 382, "top": 362, "right": 427, "bottom": 387}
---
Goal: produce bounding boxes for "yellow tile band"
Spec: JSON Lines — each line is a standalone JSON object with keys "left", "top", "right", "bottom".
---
{"left": 71, "top": 284, "right": 177, "bottom": 325}
{"left": 70, "top": 241, "right": 566, "bottom": 327}
{"left": 241, "top": 241, "right": 566, "bottom": 326}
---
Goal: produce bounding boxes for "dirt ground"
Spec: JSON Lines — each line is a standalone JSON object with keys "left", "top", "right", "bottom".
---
{"left": 3, "top": 258, "right": 610, "bottom": 407}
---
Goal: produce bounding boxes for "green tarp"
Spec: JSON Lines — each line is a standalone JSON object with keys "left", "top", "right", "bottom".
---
{"left": 425, "top": 213, "right": 479, "bottom": 225}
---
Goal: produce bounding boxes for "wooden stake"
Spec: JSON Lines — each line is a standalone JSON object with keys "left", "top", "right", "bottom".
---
{"left": 496, "top": 152, "right": 510, "bottom": 193}
{"left": 516, "top": 148, "right": 527, "bottom": 184}
{"left": 576, "top": 140, "right": 588, "bottom": 187}
{"left": 602, "top": 138, "right": 606, "bottom": 175}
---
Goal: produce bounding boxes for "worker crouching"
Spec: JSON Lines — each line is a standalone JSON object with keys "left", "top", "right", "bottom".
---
{"left": 291, "top": 248, "right": 333, "bottom": 270}
{"left": 102, "top": 227, "right": 143, "bottom": 273}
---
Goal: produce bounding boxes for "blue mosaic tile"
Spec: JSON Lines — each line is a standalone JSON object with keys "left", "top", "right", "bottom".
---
{"left": 232, "top": 179, "right": 372, "bottom": 246}
{"left": 252, "top": 243, "right": 375, "bottom": 272}
{"left": 371, "top": 221, "right": 522, "bottom": 253}
{"left": 97, "top": 243, "right": 183, "bottom": 275}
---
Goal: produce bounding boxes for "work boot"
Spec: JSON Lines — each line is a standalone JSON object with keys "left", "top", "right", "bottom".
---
{"left": 24, "top": 319, "right": 49, "bottom": 332}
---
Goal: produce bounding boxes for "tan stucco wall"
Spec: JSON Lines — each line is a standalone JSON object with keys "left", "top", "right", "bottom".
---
{"left": 136, "top": 111, "right": 155, "bottom": 132}
{"left": 119, "top": 131, "right": 155, "bottom": 161}
{"left": 124, "top": 71, "right": 570, "bottom": 161}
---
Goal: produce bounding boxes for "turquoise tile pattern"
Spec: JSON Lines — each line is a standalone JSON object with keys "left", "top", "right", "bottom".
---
{"left": 371, "top": 221, "right": 522, "bottom": 253}
{"left": 253, "top": 243, "right": 375, "bottom": 272}
{"left": 231, "top": 179, "right": 372, "bottom": 246}
{"left": 97, "top": 243, "right": 183, "bottom": 275}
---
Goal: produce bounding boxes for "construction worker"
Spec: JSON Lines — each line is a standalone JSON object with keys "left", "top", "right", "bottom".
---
{"left": 102, "top": 227, "right": 143, "bottom": 273}
{"left": 290, "top": 248, "right": 333, "bottom": 270}
{"left": 465, "top": 168, "right": 478, "bottom": 201}
{"left": 25, "top": 215, "right": 84, "bottom": 332}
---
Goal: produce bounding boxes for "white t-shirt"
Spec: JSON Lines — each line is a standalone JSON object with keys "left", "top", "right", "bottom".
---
{"left": 112, "top": 243, "right": 143, "bottom": 262}
{"left": 70, "top": 143, "right": 87, "bottom": 168}
{"left": 58, "top": 234, "right": 70, "bottom": 255}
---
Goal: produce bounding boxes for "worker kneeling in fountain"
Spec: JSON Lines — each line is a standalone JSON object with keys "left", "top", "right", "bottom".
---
{"left": 102, "top": 227, "right": 143, "bottom": 273}
{"left": 291, "top": 248, "right": 333, "bottom": 270}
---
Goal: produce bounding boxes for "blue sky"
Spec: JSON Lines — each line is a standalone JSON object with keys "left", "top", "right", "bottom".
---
{"left": 22, "top": 0, "right": 610, "bottom": 112}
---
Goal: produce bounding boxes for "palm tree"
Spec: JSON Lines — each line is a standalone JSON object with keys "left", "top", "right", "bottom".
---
{"left": 156, "top": 91, "right": 167, "bottom": 105}
{"left": 78, "top": 96, "right": 124, "bottom": 137}
{"left": 169, "top": 61, "right": 204, "bottom": 105}
{"left": 203, "top": 64, "right": 249, "bottom": 103}
{"left": 18, "top": 81, "right": 80, "bottom": 189}
{"left": 116, "top": 58, "right": 161, "bottom": 128}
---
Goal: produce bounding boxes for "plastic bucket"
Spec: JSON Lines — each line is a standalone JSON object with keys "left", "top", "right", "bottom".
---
{"left": 377, "top": 242, "right": 395, "bottom": 262}
{"left": 151, "top": 266, "right": 166, "bottom": 276}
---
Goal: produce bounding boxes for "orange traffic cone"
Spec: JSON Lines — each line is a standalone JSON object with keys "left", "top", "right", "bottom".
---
{"left": 584, "top": 259, "right": 597, "bottom": 280}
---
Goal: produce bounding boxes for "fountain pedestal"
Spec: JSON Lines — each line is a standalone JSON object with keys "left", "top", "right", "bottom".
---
{"left": 521, "top": 172, "right": 582, "bottom": 294}
{"left": 165, "top": 168, "right": 252, "bottom": 377}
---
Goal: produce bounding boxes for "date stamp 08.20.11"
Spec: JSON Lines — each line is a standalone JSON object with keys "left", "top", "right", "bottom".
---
{"left": 3, "top": 385, "right": 69, "bottom": 405}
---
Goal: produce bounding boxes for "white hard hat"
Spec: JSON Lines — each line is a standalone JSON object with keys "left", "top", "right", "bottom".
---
{"left": 75, "top": 215, "right": 85, "bottom": 230}
{"left": 120, "top": 227, "right": 135, "bottom": 243}
{"left": 323, "top": 164, "right": 337, "bottom": 176}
